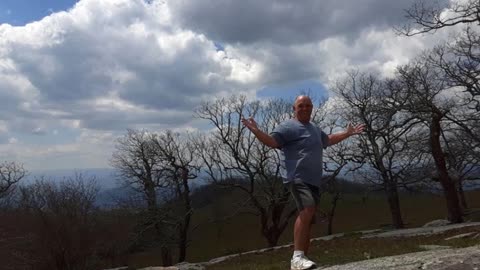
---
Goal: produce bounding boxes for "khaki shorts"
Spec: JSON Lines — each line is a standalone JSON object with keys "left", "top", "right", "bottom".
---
{"left": 287, "top": 179, "right": 321, "bottom": 211}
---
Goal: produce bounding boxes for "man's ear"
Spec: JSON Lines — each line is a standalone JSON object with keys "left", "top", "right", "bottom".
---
{"left": 292, "top": 105, "right": 296, "bottom": 111}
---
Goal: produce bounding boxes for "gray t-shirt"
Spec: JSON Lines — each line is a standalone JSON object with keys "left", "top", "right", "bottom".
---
{"left": 270, "top": 119, "right": 329, "bottom": 187}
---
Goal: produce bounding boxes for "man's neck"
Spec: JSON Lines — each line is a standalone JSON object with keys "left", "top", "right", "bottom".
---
{"left": 294, "top": 117, "right": 310, "bottom": 124}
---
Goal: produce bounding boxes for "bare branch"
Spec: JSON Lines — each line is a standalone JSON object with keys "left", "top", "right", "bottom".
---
{"left": 400, "top": 0, "right": 480, "bottom": 36}
{"left": 0, "top": 161, "right": 27, "bottom": 196}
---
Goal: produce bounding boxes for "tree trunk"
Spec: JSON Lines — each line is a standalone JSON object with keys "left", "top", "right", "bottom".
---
{"left": 260, "top": 188, "right": 294, "bottom": 247}
{"left": 145, "top": 180, "right": 157, "bottom": 212}
{"left": 262, "top": 205, "right": 294, "bottom": 247}
{"left": 161, "top": 247, "right": 173, "bottom": 266}
{"left": 177, "top": 168, "right": 191, "bottom": 263}
{"left": 262, "top": 207, "right": 283, "bottom": 247}
{"left": 178, "top": 226, "right": 188, "bottom": 263}
{"left": 385, "top": 181, "right": 404, "bottom": 229}
{"left": 264, "top": 226, "right": 281, "bottom": 247}
{"left": 457, "top": 178, "right": 468, "bottom": 210}
{"left": 369, "top": 134, "right": 405, "bottom": 230}
{"left": 327, "top": 192, "right": 340, "bottom": 235}
{"left": 430, "top": 112, "right": 463, "bottom": 223}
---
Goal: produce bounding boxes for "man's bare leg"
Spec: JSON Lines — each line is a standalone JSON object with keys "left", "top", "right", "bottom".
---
{"left": 294, "top": 206, "right": 316, "bottom": 253}
{"left": 304, "top": 220, "right": 313, "bottom": 255}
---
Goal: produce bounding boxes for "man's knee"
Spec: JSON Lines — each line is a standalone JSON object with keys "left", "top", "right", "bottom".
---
{"left": 298, "top": 206, "right": 316, "bottom": 221}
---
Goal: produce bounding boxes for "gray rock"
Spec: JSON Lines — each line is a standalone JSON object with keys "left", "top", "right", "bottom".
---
{"left": 207, "top": 254, "right": 240, "bottom": 264}
{"left": 313, "top": 233, "right": 345, "bottom": 241}
{"left": 321, "top": 245, "right": 480, "bottom": 270}
{"left": 137, "top": 267, "right": 178, "bottom": 270}
{"left": 363, "top": 222, "right": 480, "bottom": 239}
{"left": 360, "top": 229, "right": 383, "bottom": 235}
{"left": 176, "top": 262, "right": 206, "bottom": 270}
{"left": 445, "top": 232, "right": 477, "bottom": 241}
{"left": 423, "top": 219, "right": 450, "bottom": 227}
{"left": 137, "top": 263, "right": 206, "bottom": 270}
{"left": 418, "top": 245, "right": 451, "bottom": 251}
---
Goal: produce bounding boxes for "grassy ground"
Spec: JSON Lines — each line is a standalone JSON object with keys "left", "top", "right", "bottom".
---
{"left": 190, "top": 191, "right": 480, "bottom": 260}
{"left": 126, "top": 190, "right": 480, "bottom": 269}
{"left": 206, "top": 226, "right": 480, "bottom": 270}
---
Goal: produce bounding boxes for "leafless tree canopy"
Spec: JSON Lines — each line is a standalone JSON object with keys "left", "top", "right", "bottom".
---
{"left": 332, "top": 71, "right": 429, "bottom": 228}
{"left": 0, "top": 161, "right": 27, "bottom": 196}
{"left": 401, "top": 0, "right": 480, "bottom": 36}
{"left": 425, "top": 28, "right": 480, "bottom": 110}
{"left": 396, "top": 60, "right": 467, "bottom": 222}
{"left": 110, "top": 129, "right": 200, "bottom": 265}
{"left": 111, "top": 129, "right": 167, "bottom": 194}
{"left": 15, "top": 175, "right": 101, "bottom": 270}
{"left": 194, "top": 95, "right": 302, "bottom": 246}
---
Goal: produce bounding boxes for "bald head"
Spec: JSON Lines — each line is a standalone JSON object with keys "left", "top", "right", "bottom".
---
{"left": 293, "top": 95, "right": 313, "bottom": 123}
{"left": 294, "top": 95, "right": 312, "bottom": 104}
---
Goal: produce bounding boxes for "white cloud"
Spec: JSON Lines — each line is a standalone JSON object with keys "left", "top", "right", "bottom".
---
{"left": 0, "top": 121, "right": 7, "bottom": 133}
{"left": 219, "top": 27, "right": 448, "bottom": 93}
{"left": 167, "top": 0, "right": 427, "bottom": 44}
{"left": 0, "top": 0, "right": 257, "bottom": 132}
{"left": 0, "top": 0, "right": 466, "bottom": 170}
{"left": 0, "top": 129, "right": 117, "bottom": 170}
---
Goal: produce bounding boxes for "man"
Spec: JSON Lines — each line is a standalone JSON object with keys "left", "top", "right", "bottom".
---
{"left": 241, "top": 95, "right": 364, "bottom": 270}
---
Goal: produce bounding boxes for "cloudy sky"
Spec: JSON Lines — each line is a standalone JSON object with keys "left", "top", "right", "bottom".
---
{"left": 0, "top": 0, "right": 455, "bottom": 171}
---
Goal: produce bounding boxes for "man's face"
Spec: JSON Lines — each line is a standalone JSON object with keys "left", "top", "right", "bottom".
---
{"left": 293, "top": 96, "right": 313, "bottom": 123}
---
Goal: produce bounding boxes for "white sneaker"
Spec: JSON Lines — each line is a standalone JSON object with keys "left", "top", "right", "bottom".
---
{"left": 290, "top": 255, "right": 316, "bottom": 270}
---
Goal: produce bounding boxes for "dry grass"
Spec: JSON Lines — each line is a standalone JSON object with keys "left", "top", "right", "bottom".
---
{"left": 126, "top": 190, "right": 480, "bottom": 269}
{"left": 206, "top": 226, "right": 480, "bottom": 270}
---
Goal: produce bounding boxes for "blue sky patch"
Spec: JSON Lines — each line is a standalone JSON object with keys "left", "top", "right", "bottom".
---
{"left": 0, "top": 0, "right": 78, "bottom": 25}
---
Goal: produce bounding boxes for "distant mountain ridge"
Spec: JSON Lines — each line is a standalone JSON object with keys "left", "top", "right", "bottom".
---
{"left": 24, "top": 168, "right": 212, "bottom": 208}
{"left": 25, "top": 168, "right": 119, "bottom": 190}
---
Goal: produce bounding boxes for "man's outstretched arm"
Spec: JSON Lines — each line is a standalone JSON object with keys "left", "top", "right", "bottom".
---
{"left": 328, "top": 123, "right": 365, "bottom": 146}
{"left": 241, "top": 117, "right": 280, "bottom": 149}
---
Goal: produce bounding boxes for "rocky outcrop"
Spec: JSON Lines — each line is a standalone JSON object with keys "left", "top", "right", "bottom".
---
{"left": 104, "top": 264, "right": 206, "bottom": 270}
{"left": 319, "top": 245, "right": 480, "bottom": 270}
{"left": 423, "top": 219, "right": 451, "bottom": 227}
{"left": 136, "top": 263, "right": 205, "bottom": 270}
{"left": 105, "top": 222, "right": 480, "bottom": 270}
{"left": 362, "top": 222, "right": 480, "bottom": 238}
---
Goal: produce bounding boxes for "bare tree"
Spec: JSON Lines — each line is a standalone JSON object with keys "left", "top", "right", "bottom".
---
{"left": 111, "top": 129, "right": 174, "bottom": 265}
{"left": 154, "top": 130, "right": 200, "bottom": 263}
{"left": 402, "top": 0, "right": 480, "bottom": 108}
{"left": 111, "top": 129, "right": 199, "bottom": 265}
{"left": 400, "top": 0, "right": 480, "bottom": 36}
{"left": 17, "top": 174, "right": 100, "bottom": 270}
{"left": 313, "top": 101, "right": 359, "bottom": 234}
{"left": 321, "top": 145, "right": 352, "bottom": 235}
{"left": 397, "top": 60, "right": 464, "bottom": 223}
{"left": 440, "top": 122, "right": 480, "bottom": 210}
{"left": 402, "top": 0, "right": 480, "bottom": 196}
{"left": 0, "top": 161, "right": 27, "bottom": 197}
{"left": 332, "top": 71, "right": 428, "bottom": 229}
{"left": 194, "top": 95, "right": 298, "bottom": 247}
{"left": 401, "top": 0, "right": 480, "bottom": 110}
{"left": 424, "top": 29, "right": 480, "bottom": 110}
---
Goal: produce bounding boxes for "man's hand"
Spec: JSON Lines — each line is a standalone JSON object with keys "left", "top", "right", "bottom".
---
{"left": 328, "top": 123, "right": 366, "bottom": 146}
{"left": 241, "top": 116, "right": 279, "bottom": 148}
{"left": 346, "top": 123, "right": 366, "bottom": 136}
{"left": 241, "top": 117, "right": 259, "bottom": 131}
